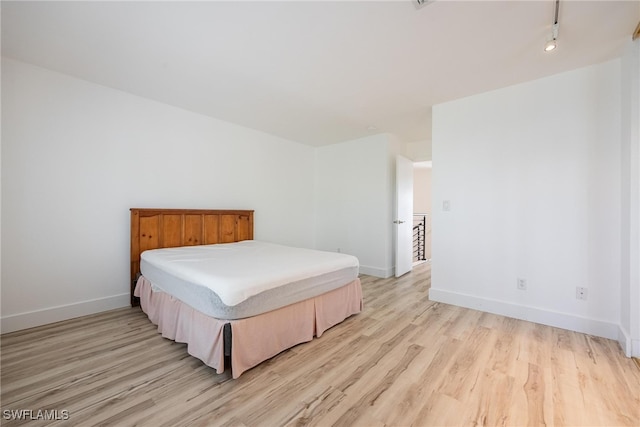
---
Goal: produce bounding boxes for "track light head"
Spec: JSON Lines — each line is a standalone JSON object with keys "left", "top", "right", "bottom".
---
{"left": 544, "top": 38, "right": 557, "bottom": 52}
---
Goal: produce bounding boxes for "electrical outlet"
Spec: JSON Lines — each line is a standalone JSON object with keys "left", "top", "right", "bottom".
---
{"left": 576, "top": 287, "right": 588, "bottom": 300}
{"left": 517, "top": 278, "right": 527, "bottom": 290}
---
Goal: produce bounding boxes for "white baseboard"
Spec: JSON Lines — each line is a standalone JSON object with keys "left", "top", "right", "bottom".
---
{"left": 616, "top": 326, "right": 640, "bottom": 358}
{"left": 618, "top": 326, "right": 632, "bottom": 357}
{"left": 359, "top": 265, "right": 394, "bottom": 278}
{"left": 429, "top": 288, "right": 620, "bottom": 341}
{"left": 1, "top": 294, "right": 130, "bottom": 334}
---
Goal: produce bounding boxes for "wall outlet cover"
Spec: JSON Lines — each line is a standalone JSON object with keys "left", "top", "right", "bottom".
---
{"left": 576, "top": 287, "right": 588, "bottom": 300}
{"left": 517, "top": 278, "right": 527, "bottom": 290}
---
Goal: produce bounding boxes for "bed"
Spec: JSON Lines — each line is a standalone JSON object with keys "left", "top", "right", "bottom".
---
{"left": 130, "top": 208, "right": 363, "bottom": 378}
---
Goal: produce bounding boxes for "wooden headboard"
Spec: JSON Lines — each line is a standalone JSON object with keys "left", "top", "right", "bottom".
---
{"left": 130, "top": 208, "right": 254, "bottom": 306}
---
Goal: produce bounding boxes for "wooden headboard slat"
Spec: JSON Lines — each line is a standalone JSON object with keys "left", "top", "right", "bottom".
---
{"left": 130, "top": 208, "right": 254, "bottom": 306}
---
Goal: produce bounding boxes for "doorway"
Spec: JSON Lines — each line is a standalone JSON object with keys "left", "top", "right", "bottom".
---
{"left": 413, "top": 161, "right": 432, "bottom": 264}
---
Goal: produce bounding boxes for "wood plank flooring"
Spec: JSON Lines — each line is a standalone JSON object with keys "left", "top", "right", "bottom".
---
{"left": 2, "top": 263, "right": 639, "bottom": 426}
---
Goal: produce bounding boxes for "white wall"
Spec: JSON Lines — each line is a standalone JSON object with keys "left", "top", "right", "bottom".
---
{"left": 1, "top": 58, "right": 316, "bottom": 332}
{"left": 620, "top": 39, "right": 640, "bottom": 357}
{"left": 431, "top": 59, "right": 623, "bottom": 340}
{"left": 315, "top": 134, "right": 395, "bottom": 277}
{"left": 413, "top": 166, "right": 432, "bottom": 214}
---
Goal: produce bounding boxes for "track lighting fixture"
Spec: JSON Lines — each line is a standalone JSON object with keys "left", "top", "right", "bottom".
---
{"left": 545, "top": 0, "right": 560, "bottom": 52}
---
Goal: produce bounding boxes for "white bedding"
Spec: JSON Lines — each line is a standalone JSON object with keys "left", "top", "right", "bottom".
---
{"left": 140, "top": 240, "right": 359, "bottom": 308}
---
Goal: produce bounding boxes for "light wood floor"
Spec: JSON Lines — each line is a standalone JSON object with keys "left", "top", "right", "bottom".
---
{"left": 2, "top": 263, "right": 639, "bottom": 426}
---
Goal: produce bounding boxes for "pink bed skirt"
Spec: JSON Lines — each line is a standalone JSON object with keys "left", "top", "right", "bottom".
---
{"left": 134, "top": 277, "right": 363, "bottom": 378}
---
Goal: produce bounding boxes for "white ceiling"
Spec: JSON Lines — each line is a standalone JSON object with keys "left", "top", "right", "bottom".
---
{"left": 2, "top": 1, "right": 638, "bottom": 146}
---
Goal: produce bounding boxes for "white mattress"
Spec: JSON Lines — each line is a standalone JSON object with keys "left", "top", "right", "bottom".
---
{"left": 139, "top": 240, "right": 360, "bottom": 320}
